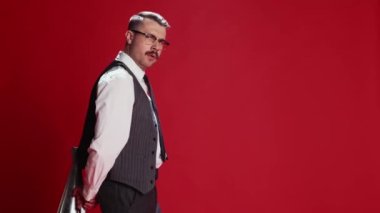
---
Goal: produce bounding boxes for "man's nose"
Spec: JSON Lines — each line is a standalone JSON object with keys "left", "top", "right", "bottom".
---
{"left": 151, "top": 41, "right": 163, "bottom": 51}
{"left": 151, "top": 41, "right": 162, "bottom": 52}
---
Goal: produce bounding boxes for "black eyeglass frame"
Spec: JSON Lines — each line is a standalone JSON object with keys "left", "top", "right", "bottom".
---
{"left": 130, "top": 30, "right": 170, "bottom": 47}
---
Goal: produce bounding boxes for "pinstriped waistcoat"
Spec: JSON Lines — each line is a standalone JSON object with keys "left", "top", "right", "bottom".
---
{"left": 107, "top": 62, "right": 158, "bottom": 194}
{"left": 78, "top": 61, "right": 165, "bottom": 194}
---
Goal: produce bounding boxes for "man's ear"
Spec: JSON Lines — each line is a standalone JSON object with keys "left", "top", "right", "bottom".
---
{"left": 125, "top": 31, "right": 133, "bottom": 44}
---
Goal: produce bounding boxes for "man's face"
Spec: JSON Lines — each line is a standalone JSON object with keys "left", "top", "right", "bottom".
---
{"left": 126, "top": 18, "right": 167, "bottom": 70}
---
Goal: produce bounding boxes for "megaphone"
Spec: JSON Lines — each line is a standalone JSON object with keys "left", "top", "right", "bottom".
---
{"left": 57, "top": 147, "right": 85, "bottom": 213}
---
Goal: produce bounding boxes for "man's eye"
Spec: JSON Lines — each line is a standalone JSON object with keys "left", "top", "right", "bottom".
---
{"left": 147, "top": 34, "right": 157, "bottom": 42}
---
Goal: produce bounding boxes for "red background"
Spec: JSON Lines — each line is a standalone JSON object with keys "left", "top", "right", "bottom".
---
{"left": 1, "top": 0, "right": 379, "bottom": 212}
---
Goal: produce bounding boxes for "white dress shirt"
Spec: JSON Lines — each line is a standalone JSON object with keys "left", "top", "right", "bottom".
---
{"left": 82, "top": 51, "right": 162, "bottom": 201}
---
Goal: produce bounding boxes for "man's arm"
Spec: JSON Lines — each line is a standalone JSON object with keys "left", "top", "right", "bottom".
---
{"left": 82, "top": 68, "right": 135, "bottom": 201}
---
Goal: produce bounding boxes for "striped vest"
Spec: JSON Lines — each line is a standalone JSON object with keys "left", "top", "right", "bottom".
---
{"left": 78, "top": 61, "right": 167, "bottom": 194}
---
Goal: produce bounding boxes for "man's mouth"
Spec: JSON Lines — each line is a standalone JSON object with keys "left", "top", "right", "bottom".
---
{"left": 146, "top": 51, "right": 158, "bottom": 59}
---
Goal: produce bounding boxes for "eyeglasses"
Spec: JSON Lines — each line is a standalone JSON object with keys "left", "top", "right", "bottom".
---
{"left": 131, "top": 30, "right": 170, "bottom": 48}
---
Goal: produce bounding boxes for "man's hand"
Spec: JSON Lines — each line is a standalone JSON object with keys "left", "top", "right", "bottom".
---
{"left": 73, "top": 187, "right": 97, "bottom": 212}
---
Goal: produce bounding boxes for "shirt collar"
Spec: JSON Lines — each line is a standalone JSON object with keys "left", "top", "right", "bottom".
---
{"left": 115, "top": 51, "right": 145, "bottom": 81}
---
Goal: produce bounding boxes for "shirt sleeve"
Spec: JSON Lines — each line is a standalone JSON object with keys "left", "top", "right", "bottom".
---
{"left": 82, "top": 68, "right": 134, "bottom": 201}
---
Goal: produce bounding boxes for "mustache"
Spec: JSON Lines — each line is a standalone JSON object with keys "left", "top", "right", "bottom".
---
{"left": 146, "top": 51, "right": 159, "bottom": 59}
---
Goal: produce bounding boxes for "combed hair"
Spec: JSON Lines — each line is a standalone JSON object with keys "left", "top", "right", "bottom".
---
{"left": 128, "top": 11, "right": 170, "bottom": 30}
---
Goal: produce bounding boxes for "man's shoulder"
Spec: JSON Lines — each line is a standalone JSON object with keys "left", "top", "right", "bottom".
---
{"left": 98, "top": 66, "right": 133, "bottom": 85}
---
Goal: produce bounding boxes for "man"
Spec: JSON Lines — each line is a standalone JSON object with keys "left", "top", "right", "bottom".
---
{"left": 75, "top": 11, "right": 170, "bottom": 213}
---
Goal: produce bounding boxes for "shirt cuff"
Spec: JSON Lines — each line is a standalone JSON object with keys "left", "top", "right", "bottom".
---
{"left": 82, "top": 186, "right": 98, "bottom": 201}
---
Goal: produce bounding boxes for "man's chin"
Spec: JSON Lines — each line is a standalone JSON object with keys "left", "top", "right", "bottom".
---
{"left": 145, "top": 60, "right": 156, "bottom": 68}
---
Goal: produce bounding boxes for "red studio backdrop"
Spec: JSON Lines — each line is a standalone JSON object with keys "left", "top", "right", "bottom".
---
{"left": 1, "top": 0, "right": 379, "bottom": 212}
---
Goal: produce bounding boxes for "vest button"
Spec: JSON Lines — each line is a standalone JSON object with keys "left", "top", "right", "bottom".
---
{"left": 153, "top": 137, "right": 156, "bottom": 141}
{"left": 150, "top": 166, "right": 154, "bottom": 170}
{"left": 150, "top": 180, "right": 154, "bottom": 184}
